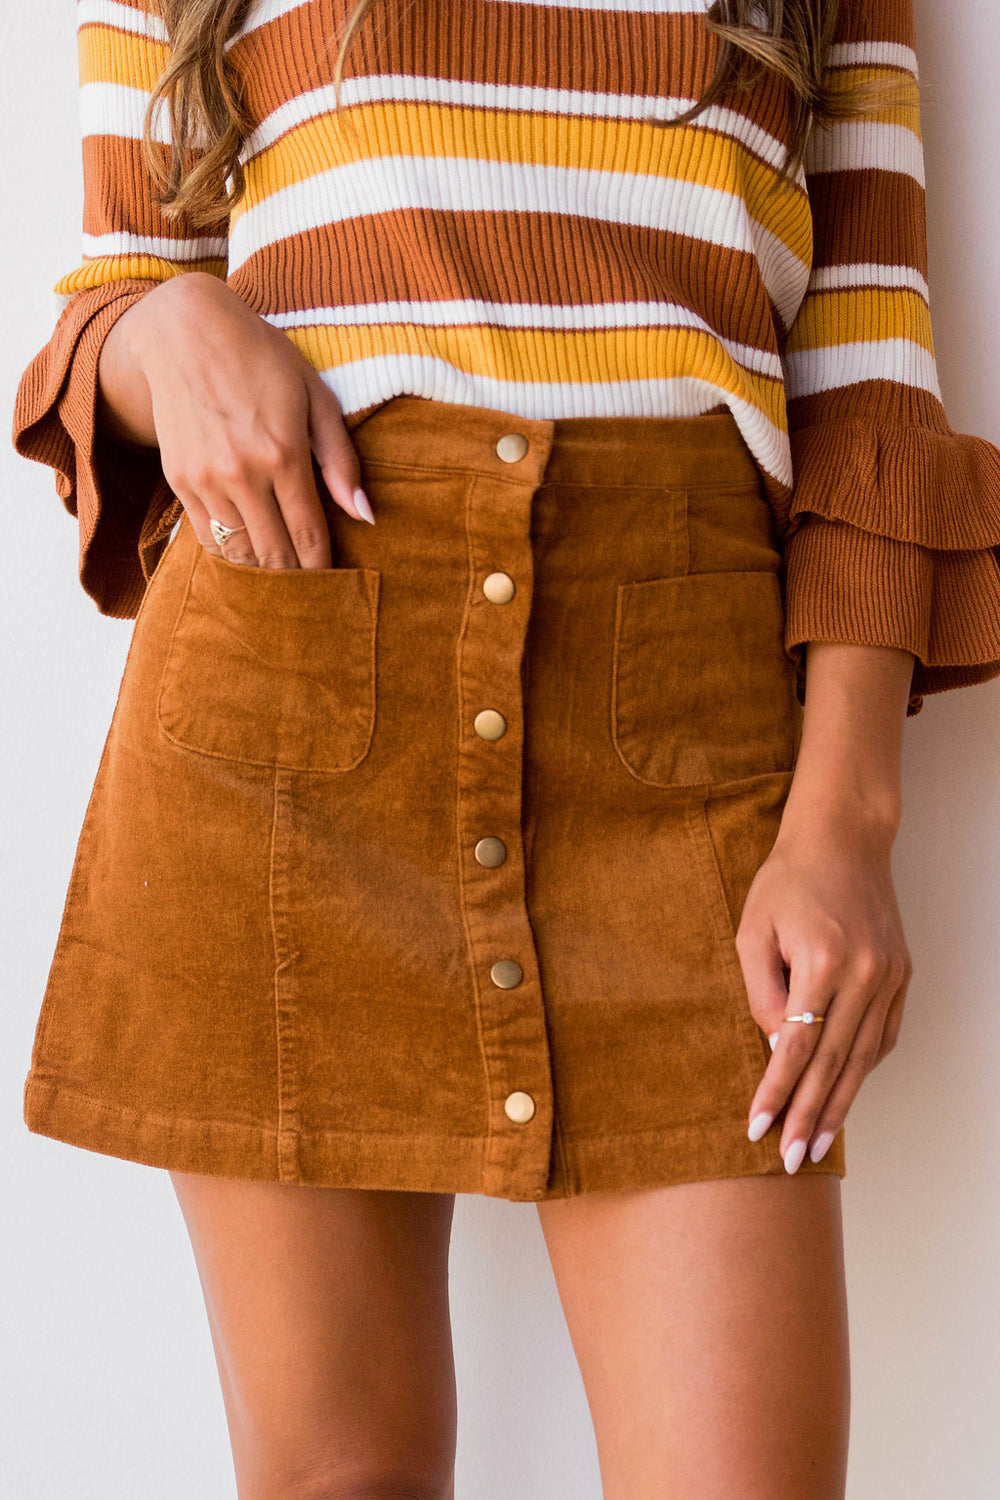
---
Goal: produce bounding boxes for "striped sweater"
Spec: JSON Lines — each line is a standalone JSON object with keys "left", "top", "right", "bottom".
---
{"left": 12, "top": 0, "right": 1000, "bottom": 714}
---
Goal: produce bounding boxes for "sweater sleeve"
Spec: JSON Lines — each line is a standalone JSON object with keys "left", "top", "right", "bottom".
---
{"left": 10, "top": 2, "right": 230, "bottom": 618}
{"left": 779, "top": 0, "right": 1000, "bottom": 716}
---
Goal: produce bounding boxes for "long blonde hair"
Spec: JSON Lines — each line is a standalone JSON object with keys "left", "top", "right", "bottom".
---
{"left": 145, "top": 0, "right": 902, "bottom": 227}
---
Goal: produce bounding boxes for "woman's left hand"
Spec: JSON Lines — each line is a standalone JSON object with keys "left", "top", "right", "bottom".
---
{"left": 736, "top": 805, "right": 913, "bottom": 1173}
{"left": 732, "top": 631, "right": 920, "bottom": 1177}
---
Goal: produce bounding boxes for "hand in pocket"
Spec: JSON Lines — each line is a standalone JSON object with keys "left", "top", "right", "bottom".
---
{"left": 98, "top": 272, "right": 376, "bottom": 569}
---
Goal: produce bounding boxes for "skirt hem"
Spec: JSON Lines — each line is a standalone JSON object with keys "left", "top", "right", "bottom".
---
{"left": 24, "top": 1072, "right": 846, "bottom": 1203}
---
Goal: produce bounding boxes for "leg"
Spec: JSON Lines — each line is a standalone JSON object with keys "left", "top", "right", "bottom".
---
{"left": 536, "top": 1173, "right": 849, "bottom": 1500}
{"left": 169, "top": 1172, "right": 458, "bottom": 1500}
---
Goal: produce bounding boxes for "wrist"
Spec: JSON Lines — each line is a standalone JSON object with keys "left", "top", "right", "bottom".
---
{"left": 778, "top": 772, "right": 902, "bottom": 848}
{"left": 119, "top": 272, "right": 226, "bottom": 374}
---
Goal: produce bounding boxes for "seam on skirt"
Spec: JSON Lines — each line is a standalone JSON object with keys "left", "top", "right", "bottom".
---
{"left": 270, "top": 766, "right": 302, "bottom": 1181}
{"left": 456, "top": 470, "right": 499, "bottom": 1166}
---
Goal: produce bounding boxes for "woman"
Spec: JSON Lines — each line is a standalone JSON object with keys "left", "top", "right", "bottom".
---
{"left": 12, "top": 1, "right": 1000, "bottom": 1495}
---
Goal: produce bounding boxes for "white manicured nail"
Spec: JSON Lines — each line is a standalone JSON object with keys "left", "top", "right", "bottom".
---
{"left": 353, "top": 487, "right": 375, "bottom": 524}
{"left": 810, "top": 1130, "right": 835, "bottom": 1164}
{"left": 768, "top": 1031, "right": 780, "bottom": 1051}
{"left": 783, "top": 1138, "right": 807, "bottom": 1174}
{"left": 748, "top": 1111, "right": 773, "bottom": 1142}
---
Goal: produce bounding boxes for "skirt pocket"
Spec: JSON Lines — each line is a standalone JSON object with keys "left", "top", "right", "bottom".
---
{"left": 611, "top": 567, "right": 797, "bottom": 788}
{"left": 156, "top": 541, "right": 380, "bottom": 772}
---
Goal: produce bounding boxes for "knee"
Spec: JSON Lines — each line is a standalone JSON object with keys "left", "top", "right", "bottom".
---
{"left": 250, "top": 1462, "right": 455, "bottom": 1500}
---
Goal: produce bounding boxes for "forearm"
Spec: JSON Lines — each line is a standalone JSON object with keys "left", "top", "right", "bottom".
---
{"left": 778, "top": 641, "right": 915, "bottom": 842}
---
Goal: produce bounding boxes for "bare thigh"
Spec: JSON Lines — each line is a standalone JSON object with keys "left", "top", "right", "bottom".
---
{"left": 536, "top": 1172, "right": 849, "bottom": 1500}
{"left": 169, "top": 1171, "right": 458, "bottom": 1500}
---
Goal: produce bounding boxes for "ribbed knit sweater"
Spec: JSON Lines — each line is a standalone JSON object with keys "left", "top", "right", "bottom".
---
{"left": 12, "top": 0, "right": 1000, "bottom": 714}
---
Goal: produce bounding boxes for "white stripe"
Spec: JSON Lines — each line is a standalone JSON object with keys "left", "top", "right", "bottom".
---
{"left": 482, "top": 0, "right": 712, "bottom": 10}
{"left": 229, "top": 153, "right": 809, "bottom": 326}
{"left": 319, "top": 349, "right": 792, "bottom": 484}
{"left": 81, "top": 81, "right": 164, "bottom": 141}
{"left": 783, "top": 338, "right": 941, "bottom": 403}
{"left": 78, "top": 1, "right": 168, "bottom": 42}
{"left": 266, "top": 296, "right": 784, "bottom": 379}
{"left": 75, "top": 0, "right": 308, "bottom": 60}
{"left": 808, "top": 262, "right": 930, "bottom": 305}
{"left": 80, "top": 81, "right": 218, "bottom": 151}
{"left": 827, "top": 41, "right": 918, "bottom": 81}
{"left": 242, "top": 74, "right": 795, "bottom": 176}
{"left": 753, "top": 220, "right": 811, "bottom": 332}
{"left": 804, "top": 120, "right": 925, "bottom": 187}
{"left": 80, "top": 233, "right": 230, "bottom": 262}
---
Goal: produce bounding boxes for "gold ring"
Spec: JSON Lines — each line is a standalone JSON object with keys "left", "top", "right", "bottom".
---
{"left": 209, "top": 518, "right": 248, "bottom": 546}
{"left": 783, "top": 1012, "right": 826, "bottom": 1024}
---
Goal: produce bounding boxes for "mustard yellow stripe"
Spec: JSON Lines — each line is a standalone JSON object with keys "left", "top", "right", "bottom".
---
{"left": 242, "top": 104, "right": 812, "bottom": 263}
{"left": 79, "top": 24, "right": 169, "bottom": 91}
{"left": 283, "top": 321, "right": 787, "bottom": 428}
{"left": 54, "top": 256, "right": 228, "bottom": 296}
{"left": 785, "top": 286, "right": 934, "bottom": 355}
{"left": 830, "top": 63, "right": 922, "bottom": 139}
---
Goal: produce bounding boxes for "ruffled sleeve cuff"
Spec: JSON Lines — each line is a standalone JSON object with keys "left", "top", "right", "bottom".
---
{"left": 11, "top": 282, "right": 184, "bottom": 618}
{"left": 782, "top": 417, "right": 1000, "bottom": 716}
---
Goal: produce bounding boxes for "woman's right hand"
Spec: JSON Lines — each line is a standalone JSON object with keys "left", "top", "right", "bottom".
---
{"left": 96, "top": 271, "right": 374, "bottom": 568}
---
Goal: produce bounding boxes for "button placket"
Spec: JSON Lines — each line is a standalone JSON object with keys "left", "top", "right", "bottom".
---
{"left": 454, "top": 427, "right": 557, "bottom": 1199}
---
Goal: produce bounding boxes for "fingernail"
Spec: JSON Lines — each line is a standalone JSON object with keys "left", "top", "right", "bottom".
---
{"left": 748, "top": 1111, "right": 773, "bottom": 1142}
{"left": 810, "top": 1130, "right": 835, "bottom": 1164}
{"left": 353, "top": 487, "right": 375, "bottom": 524}
{"left": 768, "top": 1031, "right": 780, "bottom": 1051}
{"left": 783, "top": 1138, "right": 807, "bottom": 1174}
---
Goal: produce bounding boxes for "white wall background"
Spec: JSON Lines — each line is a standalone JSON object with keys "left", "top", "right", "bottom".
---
{"left": 2, "top": 4, "right": 999, "bottom": 1496}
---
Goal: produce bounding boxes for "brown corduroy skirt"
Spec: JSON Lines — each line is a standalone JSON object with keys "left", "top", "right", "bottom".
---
{"left": 23, "top": 394, "right": 846, "bottom": 1200}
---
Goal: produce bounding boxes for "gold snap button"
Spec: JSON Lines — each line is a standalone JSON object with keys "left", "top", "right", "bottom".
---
{"left": 475, "top": 836, "right": 507, "bottom": 868}
{"left": 496, "top": 432, "right": 529, "bottom": 464}
{"left": 504, "top": 1091, "right": 535, "bottom": 1123}
{"left": 474, "top": 709, "right": 507, "bottom": 740}
{"left": 490, "top": 958, "right": 523, "bottom": 988}
{"left": 483, "top": 571, "right": 515, "bottom": 604}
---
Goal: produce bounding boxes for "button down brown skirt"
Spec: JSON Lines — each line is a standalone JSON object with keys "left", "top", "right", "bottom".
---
{"left": 23, "top": 394, "right": 846, "bottom": 1200}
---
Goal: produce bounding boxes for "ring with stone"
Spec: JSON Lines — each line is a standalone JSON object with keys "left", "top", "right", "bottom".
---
{"left": 783, "top": 1012, "right": 826, "bottom": 1024}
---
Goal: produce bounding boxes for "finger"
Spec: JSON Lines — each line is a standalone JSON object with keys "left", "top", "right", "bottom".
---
{"left": 734, "top": 914, "right": 791, "bottom": 1052}
{"left": 170, "top": 491, "right": 220, "bottom": 554}
{"left": 164, "top": 451, "right": 264, "bottom": 565}
{"left": 211, "top": 495, "right": 260, "bottom": 566}
{"left": 272, "top": 451, "right": 334, "bottom": 568}
{"left": 174, "top": 488, "right": 249, "bottom": 560}
{"left": 306, "top": 372, "right": 373, "bottom": 524}
{"left": 746, "top": 952, "right": 835, "bottom": 1141}
{"left": 210, "top": 476, "right": 302, "bottom": 569}
{"left": 805, "top": 969, "right": 911, "bottom": 1165}
{"left": 778, "top": 981, "right": 893, "bottom": 1168}
{"left": 875, "top": 975, "right": 909, "bottom": 1063}
{"left": 874, "top": 948, "right": 911, "bottom": 1065}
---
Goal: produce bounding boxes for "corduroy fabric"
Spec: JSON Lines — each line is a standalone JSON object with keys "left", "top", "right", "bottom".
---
{"left": 22, "top": 398, "right": 845, "bottom": 1200}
